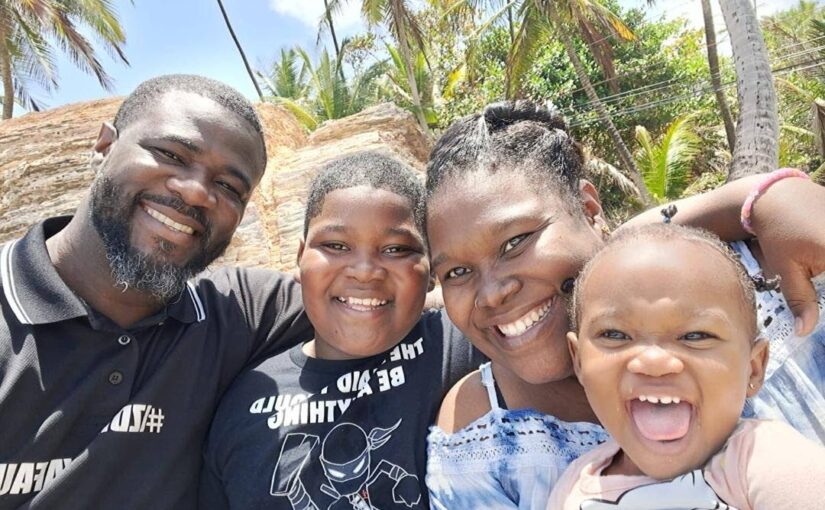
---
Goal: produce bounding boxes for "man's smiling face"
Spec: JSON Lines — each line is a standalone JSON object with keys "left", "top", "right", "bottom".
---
{"left": 90, "top": 90, "right": 265, "bottom": 300}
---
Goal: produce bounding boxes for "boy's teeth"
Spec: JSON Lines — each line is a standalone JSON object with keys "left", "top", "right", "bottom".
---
{"left": 336, "top": 296, "right": 388, "bottom": 309}
{"left": 145, "top": 206, "right": 195, "bottom": 234}
{"left": 497, "top": 299, "right": 552, "bottom": 337}
{"left": 638, "top": 395, "right": 681, "bottom": 405}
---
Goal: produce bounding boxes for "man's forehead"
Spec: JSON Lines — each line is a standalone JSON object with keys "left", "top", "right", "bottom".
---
{"left": 132, "top": 90, "right": 240, "bottom": 128}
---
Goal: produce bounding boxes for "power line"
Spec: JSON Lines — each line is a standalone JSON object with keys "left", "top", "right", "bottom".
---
{"left": 566, "top": 57, "right": 825, "bottom": 128}
{"left": 559, "top": 41, "right": 825, "bottom": 120}
{"left": 556, "top": 33, "right": 825, "bottom": 109}
{"left": 560, "top": 39, "right": 825, "bottom": 114}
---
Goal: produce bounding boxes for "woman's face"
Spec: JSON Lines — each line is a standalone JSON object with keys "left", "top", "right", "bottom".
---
{"left": 427, "top": 170, "right": 606, "bottom": 384}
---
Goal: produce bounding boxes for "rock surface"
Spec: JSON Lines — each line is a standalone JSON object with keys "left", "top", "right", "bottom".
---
{"left": 0, "top": 99, "right": 430, "bottom": 273}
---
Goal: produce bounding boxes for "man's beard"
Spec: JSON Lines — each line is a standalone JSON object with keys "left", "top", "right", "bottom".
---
{"left": 89, "top": 175, "right": 231, "bottom": 303}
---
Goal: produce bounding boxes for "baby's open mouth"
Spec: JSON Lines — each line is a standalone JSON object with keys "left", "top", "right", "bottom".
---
{"left": 630, "top": 396, "right": 692, "bottom": 442}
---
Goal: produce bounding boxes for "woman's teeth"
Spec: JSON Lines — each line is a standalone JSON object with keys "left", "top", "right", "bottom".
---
{"left": 145, "top": 206, "right": 195, "bottom": 235}
{"left": 497, "top": 298, "right": 553, "bottom": 337}
{"left": 336, "top": 296, "right": 388, "bottom": 311}
{"left": 638, "top": 395, "right": 682, "bottom": 405}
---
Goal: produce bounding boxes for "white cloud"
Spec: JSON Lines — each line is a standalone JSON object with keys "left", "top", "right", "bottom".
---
{"left": 269, "top": 0, "right": 363, "bottom": 31}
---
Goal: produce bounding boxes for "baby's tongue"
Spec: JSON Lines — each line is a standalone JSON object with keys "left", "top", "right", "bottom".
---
{"left": 630, "top": 400, "right": 691, "bottom": 441}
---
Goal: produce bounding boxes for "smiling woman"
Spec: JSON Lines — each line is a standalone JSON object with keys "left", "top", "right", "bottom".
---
{"left": 423, "top": 100, "right": 825, "bottom": 510}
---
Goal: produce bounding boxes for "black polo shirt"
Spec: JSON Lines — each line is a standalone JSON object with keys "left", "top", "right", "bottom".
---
{"left": 0, "top": 217, "right": 312, "bottom": 509}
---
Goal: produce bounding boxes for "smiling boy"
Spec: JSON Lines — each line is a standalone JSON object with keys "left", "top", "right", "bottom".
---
{"left": 199, "top": 152, "right": 478, "bottom": 510}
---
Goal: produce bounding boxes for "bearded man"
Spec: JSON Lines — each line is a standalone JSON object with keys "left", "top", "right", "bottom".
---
{"left": 0, "top": 75, "right": 311, "bottom": 509}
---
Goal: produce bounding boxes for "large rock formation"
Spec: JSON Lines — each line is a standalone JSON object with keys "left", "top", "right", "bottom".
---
{"left": 0, "top": 99, "right": 430, "bottom": 273}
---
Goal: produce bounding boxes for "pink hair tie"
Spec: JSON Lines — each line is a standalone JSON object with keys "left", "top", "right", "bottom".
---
{"left": 741, "top": 168, "right": 810, "bottom": 235}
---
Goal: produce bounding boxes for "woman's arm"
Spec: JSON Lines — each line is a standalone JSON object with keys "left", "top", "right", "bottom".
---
{"left": 622, "top": 175, "right": 825, "bottom": 335}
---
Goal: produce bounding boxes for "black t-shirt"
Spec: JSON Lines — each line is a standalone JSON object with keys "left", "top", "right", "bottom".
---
{"left": 0, "top": 217, "right": 312, "bottom": 510}
{"left": 200, "top": 310, "right": 478, "bottom": 510}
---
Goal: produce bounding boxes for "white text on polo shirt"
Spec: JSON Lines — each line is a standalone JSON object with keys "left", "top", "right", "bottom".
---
{"left": 0, "top": 458, "right": 72, "bottom": 496}
{"left": 252, "top": 338, "right": 424, "bottom": 429}
{"left": 100, "top": 404, "right": 165, "bottom": 434}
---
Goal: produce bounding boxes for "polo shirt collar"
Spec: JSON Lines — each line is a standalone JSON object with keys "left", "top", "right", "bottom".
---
{"left": 1, "top": 216, "right": 206, "bottom": 326}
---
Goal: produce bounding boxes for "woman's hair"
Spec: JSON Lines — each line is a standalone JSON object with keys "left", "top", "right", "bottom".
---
{"left": 570, "top": 223, "right": 759, "bottom": 338}
{"left": 426, "top": 100, "right": 585, "bottom": 215}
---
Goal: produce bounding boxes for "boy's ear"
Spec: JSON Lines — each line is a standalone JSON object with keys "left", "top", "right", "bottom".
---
{"left": 294, "top": 239, "right": 305, "bottom": 283}
{"left": 746, "top": 337, "right": 769, "bottom": 397}
{"left": 91, "top": 122, "right": 117, "bottom": 173}
{"left": 567, "top": 331, "right": 583, "bottom": 381}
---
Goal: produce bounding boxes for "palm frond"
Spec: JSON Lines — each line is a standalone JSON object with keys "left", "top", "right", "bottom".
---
{"left": 635, "top": 115, "right": 701, "bottom": 202}
{"left": 505, "top": 2, "right": 549, "bottom": 99}
{"left": 271, "top": 97, "right": 319, "bottom": 131}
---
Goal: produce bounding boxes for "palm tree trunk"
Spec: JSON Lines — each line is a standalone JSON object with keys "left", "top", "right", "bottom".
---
{"left": 546, "top": 2, "right": 653, "bottom": 205}
{"left": 701, "top": 0, "right": 736, "bottom": 151}
{"left": 1, "top": 25, "right": 14, "bottom": 120}
{"left": 718, "top": 0, "right": 778, "bottom": 180}
{"left": 390, "top": 2, "right": 430, "bottom": 133}
{"left": 507, "top": 6, "right": 515, "bottom": 46}
{"left": 216, "top": 0, "right": 264, "bottom": 101}
{"left": 323, "top": 0, "right": 346, "bottom": 82}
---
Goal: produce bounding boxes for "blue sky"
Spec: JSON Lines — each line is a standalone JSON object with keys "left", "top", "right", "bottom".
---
{"left": 23, "top": 0, "right": 801, "bottom": 114}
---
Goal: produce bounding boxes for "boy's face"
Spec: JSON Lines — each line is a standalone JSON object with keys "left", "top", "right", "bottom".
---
{"left": 298, "top": 185, "right": 430, "bottom": 360}
{"left": 568, "top": 239, "right": 767, "bottom": 479}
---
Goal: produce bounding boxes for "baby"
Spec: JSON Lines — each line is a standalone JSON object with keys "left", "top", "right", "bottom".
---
{"left": 549, "top": 223, "right": 825, "bottom": 510}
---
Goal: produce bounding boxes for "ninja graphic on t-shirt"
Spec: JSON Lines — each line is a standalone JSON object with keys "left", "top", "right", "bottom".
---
{"left": 270, "top": 419, "right": 421, "bottom": 510}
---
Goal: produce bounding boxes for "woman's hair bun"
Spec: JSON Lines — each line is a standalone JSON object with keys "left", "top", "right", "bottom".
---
{"left": 482, "top": 100, "right": 568, "bottom": 132}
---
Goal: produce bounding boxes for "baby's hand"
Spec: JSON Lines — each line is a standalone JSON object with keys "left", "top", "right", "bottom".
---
{"left": 750, "top": 177, "right": 825, "bottom": 336}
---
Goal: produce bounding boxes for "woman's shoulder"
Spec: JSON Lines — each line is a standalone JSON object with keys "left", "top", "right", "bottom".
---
{"left": 434, "top": 368, "right": 492, "bottom": 434}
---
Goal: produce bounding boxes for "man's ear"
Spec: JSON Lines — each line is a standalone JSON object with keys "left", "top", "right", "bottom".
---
{"left": 91, "top": 122, "right": 117, "bottom": 172}
{"left": 567, "top": 331, "right": 583, "bottom": 381}
{"left": 294, "top": 238, "right": 305, "bottom": 283}
{"left": 746, "top": 337, "right": 769, "bottom": 397}
{"left": 578, "top": 180, "right": 607, "bottom": 230}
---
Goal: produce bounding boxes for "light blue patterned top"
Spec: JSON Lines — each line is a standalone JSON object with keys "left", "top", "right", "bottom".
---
{"left": 426, "top": 242, "right": 825, "bottom": 509}
{"left": 734, "top": 241, "right": 825, "bottom": 443}
{"left": 426, "top": 362, "right": 608, "bottom": 510}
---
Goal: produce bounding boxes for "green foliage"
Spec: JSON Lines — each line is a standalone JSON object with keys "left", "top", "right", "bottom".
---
{"left": 634, "top": 115, "right": 701, "bottom": 203}
{"left": 0, "top": 0, "right": 128, "bottom": 117}
{"left": 764, "top": 1, "right": 825, "bottom": 173}
{"left": 259, "top": 41, "right": 388, "bottom": 130}
{"left": 266, "top": 0, "right": 821, "bottom": 212}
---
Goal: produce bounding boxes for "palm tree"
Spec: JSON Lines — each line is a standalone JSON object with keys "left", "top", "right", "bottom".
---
{"left": 384, "top": 44, "right": 438, "bottom": 126}
{"left": 634, "top": 115, "right": 702, "bottom": 203}
{"left": 717, "top": 0, "right": 779, "bottom": 179}
{"left": 0, "top": 0, "right": 127, "bottom": 119}
{"left": 700, "top": 0, "right": 736, "bottom": 151}
{"left": 260, "top": 42, "right": 387, "bottom": 130}
{"left": 216, "top": 0, "right": 263, "bottom": 101}
{"left": 459, "top": 0, "right": 653, "bottom": 204}
{"left": 326, "top": 0, "right": 431, "bottom": 133}
{"left": 542, "top": 0, "right": 651, "bottom": 204}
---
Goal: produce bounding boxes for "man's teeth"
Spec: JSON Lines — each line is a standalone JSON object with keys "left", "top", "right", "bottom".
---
{"left": 497, "top": 299, "right": 552, "bottom": 337}
{"left": 638, "top": 395, "right": 681, "bottom": 405}
{"left": 145, "top": 207, "right": 195, "bottom": 235}
{"left": 336, "top": 296, "right": 388, "bottom": 310}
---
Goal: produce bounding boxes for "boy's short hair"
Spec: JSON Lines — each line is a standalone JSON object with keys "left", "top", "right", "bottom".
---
{"left": 304, "top": 151, "right": 426, "bottom": 241}
{"left": 570, "top": 223, "right": 758, "bottom": 337}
